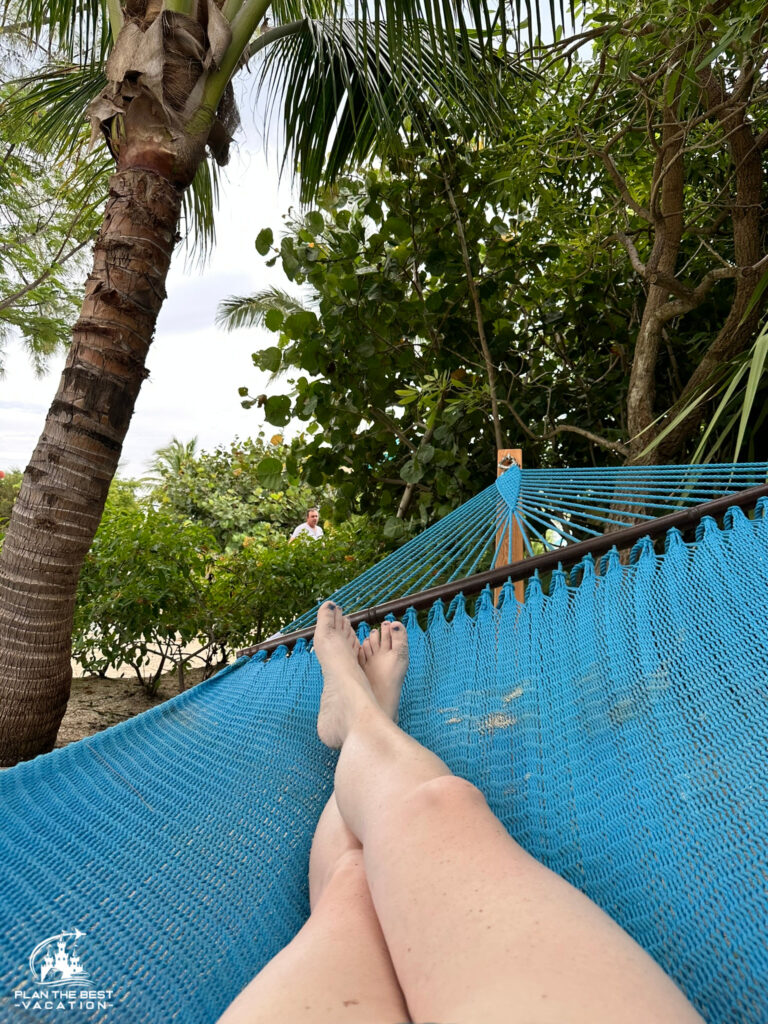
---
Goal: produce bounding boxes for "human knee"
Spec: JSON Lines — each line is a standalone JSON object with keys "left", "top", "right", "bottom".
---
{"left": 310, "top": 848, "right": 367, "bottom": 910}
{"left": 406, "top": 774, "right": 487, "bottom": 821}
{"left": 326, "top": 848, "right": 367, "bottom": 887}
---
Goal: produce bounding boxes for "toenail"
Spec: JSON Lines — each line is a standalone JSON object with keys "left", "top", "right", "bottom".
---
{"left": 327, "top": 602, "right": 335, "bottom": 609}
{"left": 393, "top": 625, "right": 401, "bottom": 631}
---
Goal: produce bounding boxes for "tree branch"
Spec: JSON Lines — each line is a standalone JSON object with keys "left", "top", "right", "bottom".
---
{"left": 396, "top": 409, "right": 442, "bottom": 519}
{"left": 650, "top": 263, "right": 749, "bottom": 326}
{"left": 498, "top": 400, "right": 630, "bottom": 457}
{"left": 613, "top": 232, "right": 647, "bottom": 277}
{"left": 600, "top": 150, "right": 653, "bottom": 223}
{"left": 0, "top": 238, "right": 91, "bottom": 313}
{"left": 440, "top": 158, "right": 505, "bottom": 452}
{"left": 369, "top": 408, "right": 417, "bottom": 453}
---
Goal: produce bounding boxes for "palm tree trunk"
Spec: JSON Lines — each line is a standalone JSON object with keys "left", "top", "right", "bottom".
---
{"left": 0, "top": 167, "right": 181, "bottom": 766}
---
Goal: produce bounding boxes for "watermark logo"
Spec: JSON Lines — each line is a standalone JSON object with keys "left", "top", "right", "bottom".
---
{"left": 14, "top": 930, "right": 114, "bottom": 1012}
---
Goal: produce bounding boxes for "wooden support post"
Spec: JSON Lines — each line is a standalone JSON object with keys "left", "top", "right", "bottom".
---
{"left": 494, "top": 448, "right": 525, "bottom": 605}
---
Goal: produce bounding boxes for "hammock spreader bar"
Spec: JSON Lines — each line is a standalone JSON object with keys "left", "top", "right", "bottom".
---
{"left": 241, "top": 479, "right": 768, "bottom": 657}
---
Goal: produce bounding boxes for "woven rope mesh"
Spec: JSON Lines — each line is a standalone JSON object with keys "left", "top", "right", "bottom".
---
{"left": 285, "top": 461, "right": 768, "bottom": 631}
{"left": 1, "top": 503, "right": 767, "bottom": 1022}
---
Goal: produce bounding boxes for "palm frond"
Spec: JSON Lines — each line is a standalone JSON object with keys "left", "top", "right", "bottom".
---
{"left": 252, "top": 17, "right": 525, "bottom": 202}
{"left": 179, "top": 158, "right": 222, "bottom": 267}
{"left": 216, "top": 287, "right": 311, "bottom": 331}
{"left": 637, "top": 321, "right": 768, "bottom": 464}
{"left": 0, "top": 61, "right": 106, "bottom": 157}
{"left": 143, "top": 436, "right": 199, "bottom": 483}
{"left": 1, "top": 0, "right": 111, "bottom": 63}
{"left": 340, "top": 0, "right": 572, "bottom": 68}
{"left": 269, "top": 0, "right": 336, "bottom": 25}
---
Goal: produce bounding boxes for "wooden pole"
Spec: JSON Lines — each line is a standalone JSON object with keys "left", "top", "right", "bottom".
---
{"left": 494, "top": 448, "right": 525, "bottom": 605}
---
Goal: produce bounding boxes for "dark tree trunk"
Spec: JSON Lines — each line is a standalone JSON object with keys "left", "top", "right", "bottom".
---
{"left": 0, "top": 168, "right": 181, "bottom": 765}
{"left": 654, "top": 67, "right": 767, "bottom": 462}
{"left": 625, "top": 102, "right": 685, "bottom": 464}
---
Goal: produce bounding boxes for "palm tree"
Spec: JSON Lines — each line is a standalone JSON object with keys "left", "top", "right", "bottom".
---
{"left": 0, "top": 0, "right": 549, "bottom": 765}
{"left": 144, "top": 436, "right": 200, "bottom": 485}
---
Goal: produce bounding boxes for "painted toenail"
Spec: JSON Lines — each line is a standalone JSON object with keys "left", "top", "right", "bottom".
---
{"left": 327, "top": 602, "right": 335, "bottom": 609}
{"left": 393, "top": 625, "right": 401, "bottom": 631}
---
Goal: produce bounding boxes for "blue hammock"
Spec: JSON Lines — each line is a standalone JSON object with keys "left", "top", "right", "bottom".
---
{"left": 1, "top": 499, "right": 767, "bottom": 1022}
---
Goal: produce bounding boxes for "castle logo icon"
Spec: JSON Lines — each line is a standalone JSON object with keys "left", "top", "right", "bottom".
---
{"left": 13, "top": 929, "right": 114, "bottom": 1012}
{"left": 30, "top": 930, "right": 92, "bottom": 986}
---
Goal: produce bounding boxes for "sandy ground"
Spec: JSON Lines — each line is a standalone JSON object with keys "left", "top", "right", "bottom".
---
{"left": 55, "top": 667, "right": 209, "bottom": 748}
{"left": 56, "top": 635, "right": 229, "bottom": 748}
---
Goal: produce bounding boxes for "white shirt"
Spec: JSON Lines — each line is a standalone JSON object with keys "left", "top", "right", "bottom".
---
{"left": 290, "top": 523, "right": 324, "bottom": 540}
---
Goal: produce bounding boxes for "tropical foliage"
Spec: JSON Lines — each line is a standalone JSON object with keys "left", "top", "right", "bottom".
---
{"left": 74, "top": 445, "right": 384, "bottom": 692}
{"left": 222, "top": 0, "right": 768, "bottom": 528}
{"left": 0, "top": 34, "right": 105, "bottom": 371}
{"left": 0, "top": 471, "right": 22, "bottom": 532}
{"left": 146, "top": 435, "right": 332, "bottom": 550}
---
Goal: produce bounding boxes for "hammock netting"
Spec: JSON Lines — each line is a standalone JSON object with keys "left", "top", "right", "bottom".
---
{"left": 1, "top": 494, "right": 767, "bottom": 1022}
{"left": 284, "top": 461, "right": 768, "bottom": 632}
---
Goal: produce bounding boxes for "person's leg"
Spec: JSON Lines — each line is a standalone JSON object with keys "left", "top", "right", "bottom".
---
{"left": 218, "top": 620, "right": 410, "bottom": 1024}
{"left": 314, "top": 602, "right": 704, "bottom": 1024}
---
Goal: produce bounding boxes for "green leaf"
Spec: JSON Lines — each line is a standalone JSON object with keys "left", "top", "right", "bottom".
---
{"left": 383, "top": 516, "right": 407, "bottom": 539}
{"left": 256, "top": 228, "right": 274, "bottom": 255}
{"left": 400, "top": 458, "right": 424, "bottom": 484}
{"left": 264, "top": 309, "right": 284, "bottom": 332}
{"left": 284, "top": 311, "right": 318, "bottom": 337}
{"left": 695, "top": 27, "right": 738, "bottom": 72}
{"left": 739, "top": 266, "right": 768, "bottom": 326}
{"left": 385, "top": 216, "right": 411, "bottom": 239}
{"left": 264, "top": 395, "right": 293, "bottom": 426}
{"left": 306, "top": 211, "right": 325, "bottom": 235}
{"left": 733, "top": 322, "right": 768, "bottom": 457}
{"left": 664, "top": 64, "right": 682, "bottom": 108}
{"left": 395, "top": 389, "right": 418, "bottom": 405}
{"left": 257, "top": 346, "right": 282, "bottom": 373}
{"left": 280, "top": 239, "right": 301, "bottom": 278}
{"left": 690, "top": 363, "right": 751, "bottom": 462}
{"left": 255, "top": 456, "right": 284, "bottom": 487}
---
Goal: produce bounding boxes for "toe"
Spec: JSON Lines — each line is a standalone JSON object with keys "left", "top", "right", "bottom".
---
{"left": 390, "top": 622, "right": 408, "bottom": 657}
{"left": 380, "top": 621, "right": 392, "bottom": 651}
{"left": 368, "top": 629, "right": 381, "bottom": 654}
{"left": 344, "top": 616, "right": 361, "bottom": 652}
{"left": 333, "top": 604, "right": 345, "bottom": 631}
{"left": 317, "top": 601, "right": 336, "bottom": 630}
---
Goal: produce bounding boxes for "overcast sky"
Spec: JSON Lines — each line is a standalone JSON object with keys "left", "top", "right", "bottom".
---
{"left": 1, "top": 87, "right": 298, "bottom": 481}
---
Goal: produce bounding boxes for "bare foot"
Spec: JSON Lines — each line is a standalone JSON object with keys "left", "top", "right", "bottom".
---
{"left": 314, "top": 602, "right": 377, "bottom": 749}
{"left": 358, "top": 621, "right": 409, "bottom": 722}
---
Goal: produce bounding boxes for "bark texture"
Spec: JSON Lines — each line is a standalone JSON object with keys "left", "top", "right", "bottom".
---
{"left": 625, "top": 100, "right": 685, "bottom": 463}
{"left": 0, "top": 168, "right": 181, "bottom": 765}
{"left": 654, "top": 66, "right": 767, "bottom": 461}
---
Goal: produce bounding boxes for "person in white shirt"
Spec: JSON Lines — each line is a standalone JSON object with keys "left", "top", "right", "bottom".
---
{"left": 290, "top": 507, "right": 324, "bottom": 541}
